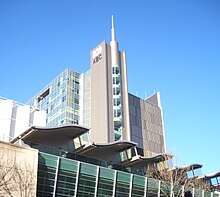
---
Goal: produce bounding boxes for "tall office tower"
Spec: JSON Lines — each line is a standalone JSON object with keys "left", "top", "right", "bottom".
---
{"left": 0, "top": 97, "right": 46, "bottom": 142}
{"left": 90, "top": 16, "right": 130, "bottom": 143}
{"left": 27, "top": 69, "right": 81, "bottom": 127}
{"left": 26, "top": 16, "right": 166, "bottom": 156}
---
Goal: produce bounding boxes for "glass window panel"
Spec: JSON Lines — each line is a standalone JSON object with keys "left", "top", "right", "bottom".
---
{"left": 173, "top": 184, "right": 182, "bottom": 197}
{"left": 131, "top": 175, "right": 146, "bottom": 197}
{"left": 59, "top": 162, "right": 78, "bottom": 172}
{"left": 193, "top": 168, "right": 202, "bottom": 177}
{"left": 73, "top": 137, "right": 81, "bottom": 149}
{"left": 80, "top": 133, "right": 90, "bottom": 146}
{"left": 37, "top": 153, "right": 58, "bottom": 197}
{"left": 117, "top": 171, "right": 131, "bottom": 183}
{"left": 97, "top": 177, "right": 114, "bottom": 196}
{"left": 60, "top": 158, "right": 78, "bottom": 168}
{"left": 133, "top": 175, "right": 145, "bottom": 186}
{"left": 120, "top": 150, "right": 128, "bottom": 161}
{"left": 211, "top": 177, "right": 218, "bottom": 185}
{"left": 217, "top": 176, "right": 220, "bottom": 184}
{"left": 56, "top": 161, "right": 77, "bottom": 197}
{"left": 187, "top": 170, "right": 194, "bottom": 178}
{"left": 204, "top": 191, "right": 212, "bottom": 197}
{"left": 115, "top": 181, "right": 130, "bottom": 196}
{"left": 194, "top": 188, "right": 203, "bottom": 197}
{"left": 80, "top": 163, "right": 98, "bottom": 176}
{"left": 147, "top": 178, "right": 158, "bottom": 197}
{"left": 77, "top": 173, "right": 96, "bottom": 196}
{"left": 99, "top": 167, "right": 115, "bottom": 180}
{"left": 115, "top": 172, "right": 131, "bottom": 196}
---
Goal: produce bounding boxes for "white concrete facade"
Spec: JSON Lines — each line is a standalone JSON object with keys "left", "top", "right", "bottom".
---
{"left": 0, "top": 97, "right": 46, "bottom": 142}
{"left": 0, "top": 141, "right": 38, "bottom": 197}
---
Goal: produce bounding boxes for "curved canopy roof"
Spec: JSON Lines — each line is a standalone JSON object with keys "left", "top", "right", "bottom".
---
{"left": 178, "top": 164, "right": 203, "bottom": 171}
{"left": 75, "top": 140, "right": 137, "bottom": 156}
{"left": 123, "top": 153, "right": 172, "bottom": 168}
{"left": 95, "top": 140, "right": 137, "bottom": 151}
{"left": 11, "top": 124, "right": 90, "bottom": 144}
{"left": 169, "top": 164, "right": 203, "bottom": 172}
{"left": 11, "top": 125, "right": 138, "bottom": 165}
{"left": 67, "top": 140, "right": 138, "bottom": 165}
{"left": 199, "top": 170, "right": 220, "bottom": 180}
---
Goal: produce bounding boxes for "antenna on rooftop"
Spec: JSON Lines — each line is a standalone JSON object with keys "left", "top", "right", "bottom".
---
{"left": 111, "top": 15, "right": 116, "bottom": 41}
{"left": 145, "top": 92, "right": 147, "bottom": 99}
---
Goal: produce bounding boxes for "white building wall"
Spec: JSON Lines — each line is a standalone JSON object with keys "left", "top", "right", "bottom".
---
{"left": 31, "top": 110, "right": 46, "bottom": 127}
{"left": 0, "top": 141, "right": 38, "bottom": 197}
{"left": 0, "top": 97, "right": 46, "bottom": 142}
{"left": 13, "top": 105, "right": 31, "bottom": 139}
{"left": 81, "top": 71, "right": 91, "bottom": 128}
{"left": 0, "top": 100, "right": 13, "bottom": 141}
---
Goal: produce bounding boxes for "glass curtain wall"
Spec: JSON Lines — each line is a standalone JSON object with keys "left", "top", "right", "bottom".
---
{"left": 37, "top": 152, "right": 214, "bottom": 197}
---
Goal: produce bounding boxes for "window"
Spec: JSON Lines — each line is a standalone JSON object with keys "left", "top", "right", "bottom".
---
{"left": 193, "top": 168, "right": 202, "bottom": 177}
{"left": 114, "top": 109, "right": 121, "bottom": 117}
{"left": 113, "top": 87, "right": 120, "bottom": 95}
{"left": 74, "top": 98, "right": 79, "bottom": 104}
{"left": 187, "top": 170, "right": 193, "bottom": 178}
{"left": 74, "top": 119, "right": 79, "bottom": 124}
{"left": 73, "top": 88, "right": 79, "bottom": 94}
{"left": 113, "top": 76, "right": 120, "bottom": 84}
{"left": 73, "top": 77, "right": 80, "bottom": 84}
{"left": 114, "top": 98, "right": 120, "bottom": 106}
{"left": 62, "top": 96, "right": 66, "bottom": 102}
{"left": 38, "top": 88, "right": 50, "bottom": 102}
{"left": 211, "top": 178, "right": 218, "bottom": 186}
{"left": 74, "top": 109, "right": 79, "bottom": 115}
{"left": 73, "top": 137, "right": 81, "bottom": 149}
{"left": 112, "top": 66, "right": 120, "bottom": 74}
{"left": 120, "top": 149, "right": 133, "bottom": 162}
{"left": 50, "top": 104, "right": 54, "bottom": 111}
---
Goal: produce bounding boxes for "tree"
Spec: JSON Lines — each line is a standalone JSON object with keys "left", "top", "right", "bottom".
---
{"left": 147, "top": 163, "right": 209, "bottom": 197}
{"left": 0, "top": 144, "right": 36, "bottom": 197}
{"left": 0, "top": 148, "right": 17, "bottom": 195}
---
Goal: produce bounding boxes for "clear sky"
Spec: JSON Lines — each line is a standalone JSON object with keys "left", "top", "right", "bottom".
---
{"left": 0, "top": 0, "right": 219, "bottom": 174}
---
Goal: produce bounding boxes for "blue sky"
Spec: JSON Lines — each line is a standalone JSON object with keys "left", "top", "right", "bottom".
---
{"left": 0, "top": 0, "right": 219, "bottom": 174}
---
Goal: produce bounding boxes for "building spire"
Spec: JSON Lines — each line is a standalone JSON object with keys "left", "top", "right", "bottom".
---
{"left": 111, "top": 15, "right": 116, "bottom": 41}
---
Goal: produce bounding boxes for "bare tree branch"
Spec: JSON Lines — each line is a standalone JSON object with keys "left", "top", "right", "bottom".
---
{"left": 0, "top": 145, "right": 36, "bottom": 197}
